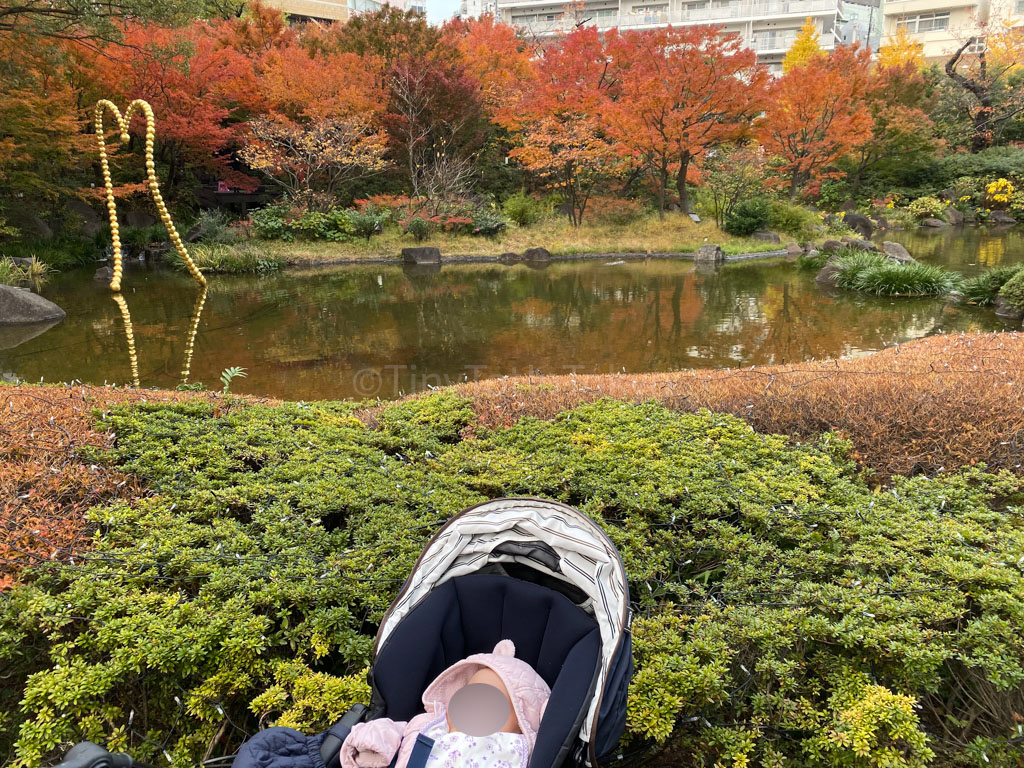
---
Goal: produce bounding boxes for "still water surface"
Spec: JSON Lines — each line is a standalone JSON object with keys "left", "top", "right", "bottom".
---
{"left": 2, "top": 228, "right": 1020, "bottom": 401}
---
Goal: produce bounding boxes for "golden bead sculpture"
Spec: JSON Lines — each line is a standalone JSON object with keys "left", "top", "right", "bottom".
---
{"left": 112, "top": 293, "right": 140, "bottom": 388}
{"left": 180, "top": 285, "right": 208, "bottom": 385}
{"left": 94, "top": 99, "right": 207, "bottom": 292}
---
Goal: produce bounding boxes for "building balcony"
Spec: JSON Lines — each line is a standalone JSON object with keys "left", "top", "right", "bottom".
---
{"left": 506, "top": 0, "right": 842, "bottom": 34}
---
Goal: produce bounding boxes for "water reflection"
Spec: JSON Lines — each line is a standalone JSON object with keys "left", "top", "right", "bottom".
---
{"left": 2, "top": 250, "right": 1015, "bottom": 400}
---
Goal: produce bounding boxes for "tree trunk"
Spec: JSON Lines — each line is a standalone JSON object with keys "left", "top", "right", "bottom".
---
{"left": 676, "top": 150, "right": 691, "bottom": 214}
{"left": 945, "top": 38, "right": 995, "bottom": 153}
{"left": 657, "top": 157, "right": 669, "bottom": 220}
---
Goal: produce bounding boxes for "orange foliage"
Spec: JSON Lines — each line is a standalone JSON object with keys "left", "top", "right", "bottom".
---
{"left": 77, "top": 21, "right": 262, "bottom": 194}
{"left": 758, "top": 45, "right": 873, "bottom": 199}
{"left": 501, "top": 26, "right": 619, "bottom": 226}
{"left": 604, "top": 25, "right": 767, "bottom": 213}
{"left": 441, "top": 14, "right": 535, "bottom": 113}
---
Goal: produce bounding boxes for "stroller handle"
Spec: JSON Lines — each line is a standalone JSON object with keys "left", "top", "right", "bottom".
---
{"left": 52, "top": 742, "right": 155, "bottom": 768}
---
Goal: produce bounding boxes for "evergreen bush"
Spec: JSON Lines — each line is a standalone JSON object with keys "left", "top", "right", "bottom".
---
{"left": 723, "top": 197, "right": 771, "bottom": 236}
{"left": 998, "top": 268, "right": 1024, "bottom": 312}
{"left": 2, "top": 396, "right": 1022, "bottom": 768}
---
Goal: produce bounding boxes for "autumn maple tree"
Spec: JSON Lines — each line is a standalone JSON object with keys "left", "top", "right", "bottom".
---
{"left": 841, "top": 61, "right": 939, "bottom": 196}
{"left": 758, "top": 45, "right": 873, "bottom": 199}
{"left": 78, "top": 21, "right": 261, "bottom": 198}
{"left": 605, "top": 25, "right": 767, "bottom": 215}
{"left": 502, "top": 26, "right": 619, "bottom": 226}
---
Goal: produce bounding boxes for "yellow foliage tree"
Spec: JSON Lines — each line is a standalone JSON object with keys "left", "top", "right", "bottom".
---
{"left": 877, "top": 27, "right": 925, "bottom": 69}
{"left": 985, "top": 19, "right": 1024, "bottom": 73}
{"left": 782, "top": 18, "right": 824, "bottom": 73}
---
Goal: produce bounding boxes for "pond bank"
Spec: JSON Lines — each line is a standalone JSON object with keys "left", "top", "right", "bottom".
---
{"left": 284, "top": 247, "right": 789, "bottom": 268}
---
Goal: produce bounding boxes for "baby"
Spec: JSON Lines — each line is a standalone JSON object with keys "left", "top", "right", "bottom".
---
{"left": 341, "top": 641, "right": 550, "bottom": 768}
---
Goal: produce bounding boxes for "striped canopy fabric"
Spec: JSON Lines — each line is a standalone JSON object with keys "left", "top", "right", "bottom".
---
{"left": 374, "top": 498, "right": 629, "bottom": 744}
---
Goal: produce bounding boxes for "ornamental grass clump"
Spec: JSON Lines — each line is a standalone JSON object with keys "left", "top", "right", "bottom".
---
{"left": 960, "top": 265, "right": 1024, "bottom": 305}
{"left": 849, "top": 261, "right": 961, "bottom": 296}
{"left": 2, "top": 395, "right": 1023, "bottom": 768}
{"left": 832, "top": 251, "right": 960, "bottom": 296}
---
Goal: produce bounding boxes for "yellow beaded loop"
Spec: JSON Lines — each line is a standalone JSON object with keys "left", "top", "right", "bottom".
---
{"left": 111, "top": 293, "right": 140, "bottom": 388}
{"left": 94, "top": 99, "right": 207, "bottom": 292}
{"left": 180, "top": 285, "right": 208, "bottom": 385}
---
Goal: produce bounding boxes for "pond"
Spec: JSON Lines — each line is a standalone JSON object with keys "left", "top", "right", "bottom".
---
{"left": 2, "top": 227, "right": 1020, "bottom": 401}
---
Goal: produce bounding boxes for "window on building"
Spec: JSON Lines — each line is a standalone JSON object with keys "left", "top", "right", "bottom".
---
{"left": 1016, "top": 0, "right": 1023, "bottom": 13}
{"left": 895, "top": 12, "right": 950, "bottom": 33}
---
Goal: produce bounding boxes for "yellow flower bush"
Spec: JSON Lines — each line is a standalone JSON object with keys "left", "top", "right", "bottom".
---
{"left": 984, "top": 178, "right": 1015, "bottom": 209}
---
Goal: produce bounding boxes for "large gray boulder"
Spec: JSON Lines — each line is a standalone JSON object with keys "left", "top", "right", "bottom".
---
{"left": 0, "top": 284, "right": 66, "bottom": 325}
{"left": 753, "top": 230, "right": 781, "bottom": 243}
{"left": 989, "top": 210, "right": 1018, "bottom": 226}
{"left": 815, "top": 263, "right": 843, "bottom": 288}
{"left": 945, "top": 206, "right": 964, "bottom": 226}
{"left": 67, "top": 200, "right": 103, "bottom": 237}
{"left": 994, "top": 296, "right": 1024, "bottom": 320}
{"left": 120, "top": 210, "right": 157, "bottom": 229}
{"left": 921, "top": 217, "right": 947, "bottom": 228}
{"left": 843, "top": 212, "right": 874, "bottom": 239}
{"left": 402, "top": 246, "right": 441, "bottom": 264}
{"left": 848, "top": 238, "right": 879, "bottom": 252}
{"left": 881, "top": 241, "right": 916, "bottom": 263}
{"left": 820, "top": 240, "right": 845, "bottom": 254}
{"left": 523, "top": 247, "right": 552, "bottom": 262}
{"left": 695, "top": 244, "right": 724, "bottom": 264}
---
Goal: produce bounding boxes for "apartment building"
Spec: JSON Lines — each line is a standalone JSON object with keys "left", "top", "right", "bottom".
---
{"left": 497, "top": 0, "right": 846, "bottom": 68}
{"left": 880, "top": 0, "right": 1023, "bottom": 60}
{"left": 265, "top": 0, "right": 426, "bottom": 23}
{"left": 263, "top": 0, "right": 351, "bottom": 22}
{"left": 461, "top": 0, "right": 500, "bottom": 17}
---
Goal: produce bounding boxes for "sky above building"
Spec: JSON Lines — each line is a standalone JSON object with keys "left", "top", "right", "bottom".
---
{"left": 427, "top": 0, "right": 461, "bottom": 24}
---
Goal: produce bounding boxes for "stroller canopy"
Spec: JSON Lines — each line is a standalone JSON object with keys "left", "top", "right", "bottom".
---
{"left": 375, "top": 498, "right": 630, "bottom": 750}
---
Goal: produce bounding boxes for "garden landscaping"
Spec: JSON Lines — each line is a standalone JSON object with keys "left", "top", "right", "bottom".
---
{"left": 2, "top": 333, "right": 1023, "bottom": 768}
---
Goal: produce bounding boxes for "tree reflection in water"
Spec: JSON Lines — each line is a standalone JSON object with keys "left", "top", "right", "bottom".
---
{"left": 0, "top": 250, "right": 1014, "bottom": 400}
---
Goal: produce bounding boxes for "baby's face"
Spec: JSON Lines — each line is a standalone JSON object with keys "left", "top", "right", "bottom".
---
{"left": 446, "top": 668, "right": 522, "bottom": 735}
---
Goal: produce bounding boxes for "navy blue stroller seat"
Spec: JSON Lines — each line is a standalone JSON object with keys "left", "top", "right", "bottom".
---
{"left": 236, "top": 498, "right": 633, "bottom": 768}
{"left": 372, "top": 572, "right": 603, "bottom": 768}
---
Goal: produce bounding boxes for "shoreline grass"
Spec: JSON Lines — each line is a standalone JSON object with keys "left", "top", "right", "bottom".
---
{"left": 238, "top": 213, "right": 781, "bottom": 268}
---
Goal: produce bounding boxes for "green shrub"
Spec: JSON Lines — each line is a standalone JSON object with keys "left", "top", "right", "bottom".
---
{"left": 502, "top": 191, "right": 546, "bottom": 227}
{"left": 0, "top": 257, "right": 27, "bottom": 285}
{"left": 960, "top": 265, "right": 1024, "bottom": 305}
{"left": 906, "top": 196, "right": 947, "bottom": 221}
{"left": 404, "top": 217, "right": 431, "bottom": 242}
{"left": 347, "top": 211, "right": 386, "bottom": 242}
{"left": 797, "top": 250, "right": 830, "bottom": 270}
{"left": 723, "top": 197, "right": 771, "bottom": 236}
{"left": 998, "top": 268, "right": 1024, "bottom": 311}
{"left": 192, "top": 210, "right": 238, "bottom": 244}
{"left": 251, "top": 205, "right": 292, "bottom": 240}
{"left": 767, "top": 201, "right": 820, "bottom": 237}
{"left": 2, "top": 397, "right": 1023, "bottom": 768}
{"left": 470, "top": 209, "right": 507, "bottom": 237}
{"left": 176, "top": 243, "right": 284, "bottom": 274}
{"left": 251, "top": 206, "right": 352, "bottom": 242}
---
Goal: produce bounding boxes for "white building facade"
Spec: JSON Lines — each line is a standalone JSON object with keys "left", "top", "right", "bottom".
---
{"left": 497, "top": 0, "right": 847, "bottom": 68}
{"left": 880, "top": 0, "right": 1023, "bottom": 61}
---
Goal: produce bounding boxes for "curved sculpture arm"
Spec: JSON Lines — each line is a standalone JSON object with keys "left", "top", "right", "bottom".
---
{"left": 94, "top": 98, "right": 207, "bottom": 292}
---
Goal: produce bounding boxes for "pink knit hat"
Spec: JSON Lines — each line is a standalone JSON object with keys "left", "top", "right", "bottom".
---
{"left": 421, "top": 640, "right": 551, "bottom": 753}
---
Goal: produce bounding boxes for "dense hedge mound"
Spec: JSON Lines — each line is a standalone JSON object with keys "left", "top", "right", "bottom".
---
{"left": 2, "top": 395, "right": 1023, "bottom": 768}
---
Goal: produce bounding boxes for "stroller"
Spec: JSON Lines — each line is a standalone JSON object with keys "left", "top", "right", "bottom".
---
{"left": 56, "top": 498, "right": 633, "bottom": 768}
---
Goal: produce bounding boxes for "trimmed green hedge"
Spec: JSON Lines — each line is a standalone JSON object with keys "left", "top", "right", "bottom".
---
{"left": 2, "top": 395, "right": 1023, "bottom": 768}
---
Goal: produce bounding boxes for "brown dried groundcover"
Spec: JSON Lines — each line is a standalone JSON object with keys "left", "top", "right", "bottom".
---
{"left": 2, "top": 332, "right": 1022, "bottom": 588}
{"left": 0, "top": 386, "right": 271, "bottom": 590}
